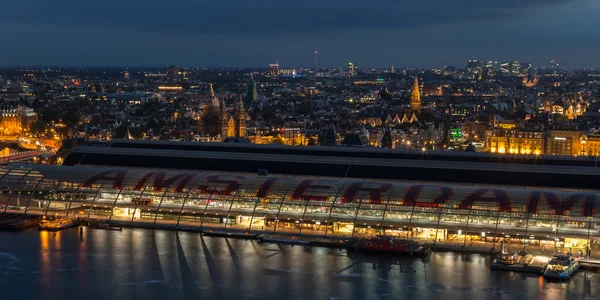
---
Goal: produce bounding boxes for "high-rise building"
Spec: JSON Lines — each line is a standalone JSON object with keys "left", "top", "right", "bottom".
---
{"left": 410, "top": 77, "right": 421, "bottom": 112}
{"left": 123, "top": 71, "right": 130, "bottom": 80}
{"left": 510, "top": 61, "right": 521, "bottom": 76}
{"left": 167, "top": 65, "right": 181, "bottom": 84}
{"left": 180, "top": 68, "right": 189, "bottom": 82}
{"left": 269, "top": 62, "right": 280, "bottom": 78}
{"left": 245, "top": 77, "right": 257, "bottom": 105}
{"left": 466, "top": 59, "right": 482, "bottom": 78}
{"left": 348, "top": 62, "right": 357, "bottom": 78}
{"left": 390, "top": 65, "right": 395, "bottom": 74}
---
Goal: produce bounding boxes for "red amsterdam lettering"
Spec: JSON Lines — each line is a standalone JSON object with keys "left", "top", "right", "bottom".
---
{"left": 459, "top": 188, "right": 512, "bottom": 212}
{"left": 401, "top": 185, "right": 454, "bottom": 208}
{"left": 529, "top": 191, "right": 596, "bottom": 216}
{"left": 341, "top": 182, "right": 393, "bottom": 204}
{"left": 291, "top": 180, "right": 333, "bottom": 201}
{"left": 255, "top": 177, "right": 280, "bottom": 198}
{"left": 197, "top": 175, "right": 245, "bottom": 196}
{"left": 134, "top": 172, "right": 198, "bottom": 193}
{"left": 82, "top": 170, "right": 127, "bottom": 189}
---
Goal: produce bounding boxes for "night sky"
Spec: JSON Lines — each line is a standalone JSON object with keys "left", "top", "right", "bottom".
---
{"left": 1, "top": 0, "right": 599, "bottom": 68}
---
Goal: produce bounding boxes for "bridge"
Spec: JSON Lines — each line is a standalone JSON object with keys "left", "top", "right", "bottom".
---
{"left": 0, "top": 150, "right": 54, "bottom": 165}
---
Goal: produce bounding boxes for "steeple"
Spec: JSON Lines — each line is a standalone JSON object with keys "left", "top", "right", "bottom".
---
{"left": 125, "top": 128, "right": 134, "bottom": 140}
{"left": 209, "top": 83, "right": 220, "bottom": 108}
{"left": 237, "top": 95, "right": 247, "bottom": 120}
{"left": 410, "top": 76, "right": 421, "bottom": 112}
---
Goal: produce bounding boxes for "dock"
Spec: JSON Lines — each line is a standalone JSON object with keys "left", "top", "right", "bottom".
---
{"left": 576, "top": 258, "right": 600, "bottom": 270}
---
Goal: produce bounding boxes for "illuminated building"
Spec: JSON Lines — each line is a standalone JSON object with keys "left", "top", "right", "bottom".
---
{"left": 359, "top": 94, "right": 377, "bottom": 103}
{"left": 485, "top": 128, "right": 544, "bottom": 155}
{"left": 579, "top": 134, "right": 600, "bottom": 157}
{"left": 198, "top": 84, "right": 247, "bottom": 140}
{"left": 167, "top": 65, "right": 181, "bottom": 84}
{"left": 157, "top": 86, "right": 183, "bottom": 91}
{"left": 348, "top": 62, "right": 357, "bottom": 78}
{"left": 2, "top": 163, "right": 599, "bottom": 248}
{"left": 522, "top": 76, "right": 539, "bottom": 87}
{"left": 466, "top": 59, "right": 482, "bottom": 78}
{"left": 547, "top": 96, "right": 586, "bottom": 120}
{"left": 353, "top": 79, "right": 385, "bottom": 85}
{"left": 0, "top": 106, "right": 37, "bottom": 135}
{"left": 382, "top": 113, "right": 418, "bottom": 125}
{"left": 269, "top": 62, "right": 280, "bottom": 78}
{"left": 279, "top": 69, "right": 300, "bottom": 77}
{"left": 219, "top": 98, "right": 247, "bottom": 139}
{"left": 410, "top": 77, "right": 421, "bottom": 112}
{"left": 546, "top": 130, "right": 581, "bottom": 156}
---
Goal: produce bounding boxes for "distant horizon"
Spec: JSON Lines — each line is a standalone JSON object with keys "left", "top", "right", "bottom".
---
{"left": 1, "top": 63, "right": 598, "bottom": 71}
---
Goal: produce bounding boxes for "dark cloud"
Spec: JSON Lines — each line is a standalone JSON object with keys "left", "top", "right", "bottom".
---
{"left": 0, "top": 0, "right": 597, "bottom": 67}
{"left": 0, "top": 0, "right": 580, "bottom": 34}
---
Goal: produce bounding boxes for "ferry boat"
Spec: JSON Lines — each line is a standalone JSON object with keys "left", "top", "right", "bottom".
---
{"left": 39, "top": 218, "right": 78, "bottom": 232}
{"left": 543, "top": 253, "right": 580, "bottom": 279}
{"left": 350, "top": 236, "right": 432, "bottom": 256}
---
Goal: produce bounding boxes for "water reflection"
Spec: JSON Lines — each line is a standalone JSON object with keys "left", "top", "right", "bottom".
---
{"left": 0, "top": 228, "right": 597, "bottom": 300}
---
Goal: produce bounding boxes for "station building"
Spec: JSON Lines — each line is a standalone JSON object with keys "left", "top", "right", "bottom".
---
{"left": 0, "top": 163, "right": 598, "bottom": 249}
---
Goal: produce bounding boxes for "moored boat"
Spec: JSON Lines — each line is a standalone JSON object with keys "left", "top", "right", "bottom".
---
{"left": 350, "top": 236, "right": 431, "bottom": 256}
{"left": 543, "top": 253, "right": 580, "bottom": 279}
{"left": 39, "top": 218, "right": 77, "bottom": 232}
{"left": 490, "top": 247, "right": 548, "bottom": 274}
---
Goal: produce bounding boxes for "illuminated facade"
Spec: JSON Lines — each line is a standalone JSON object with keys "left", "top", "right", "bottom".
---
{"left": 348, "top": 62, "right": 357, "bottom": 78}
{"left": 410, "top": 77, "right": 421, "bottom": 112}
{"left": 546, "top": 130, "right": 581, "bottom": 156}
{"left": 1, "top": 164, "right": 598, "bottom": 247}
{"left": 0, "top": 106, "right": 37, "bottom": 135}
{"left": 485, "top": 128, "right": 544, "bottom": 155}
{"left": 269, "top": 63, "right": 280, "bottom": 78}
{"left": 198, "top": 84, "right": 247, "bottom": 139}
{"left": 579, "top": 134, "right": 600, "bottom": 157}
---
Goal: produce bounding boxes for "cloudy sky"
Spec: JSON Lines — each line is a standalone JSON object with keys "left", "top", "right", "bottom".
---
{"left": 0, "top": 0, "right": 598, "bottom": 68}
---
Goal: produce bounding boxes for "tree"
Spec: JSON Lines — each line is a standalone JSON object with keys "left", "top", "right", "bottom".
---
{"left": 381, "top": 128, "right": 393, "bottom": 148}
{"left": 296, "top": 100, "right": 312, "bottom": 115}
{"left": 420, "top": 111, "right": 436, "bottom": 122}
{"left": 261, "top": 107, "right": 277, "bottom": 123}
{"left": 40, "top": 109, "right": 60, "bottom": 124}
{"left": 379, "top": 89, "right": 392, "bottom": 101}
{"left": 113, "top": 124, "right": 128, "bottom": 139}
{"left": 29, "top": 119, "right": 49, "bottom": 136}
{"left": 552, "top": 113, "right": 568, "bottom": 124}
{"left": 62, "top": 109, "right": 80, "bottom": 127}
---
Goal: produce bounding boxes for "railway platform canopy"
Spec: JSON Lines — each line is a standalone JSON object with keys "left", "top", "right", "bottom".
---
{"left": 0, "top": 163, "right": 598, "bottom": 248}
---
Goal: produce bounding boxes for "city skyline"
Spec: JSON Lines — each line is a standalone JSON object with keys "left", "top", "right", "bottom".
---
{"left": 1, "top": 0, "right": 599, "bottom": 68}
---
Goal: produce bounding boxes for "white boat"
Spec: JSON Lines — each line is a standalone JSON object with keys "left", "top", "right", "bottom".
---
{"left": 543, "top": 253, "right": 580, "bottom": 279}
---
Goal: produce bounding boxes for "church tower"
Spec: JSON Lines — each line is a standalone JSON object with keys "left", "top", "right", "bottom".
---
{"left": 218, "top": 99, "right": 230, "bottom": 138}
{"left": 209, "top": 83, "right": 220, "bottom": 109}
{"left": 410, "top": 76, "right": 421, "bottom": 112}
{"left": 236, "top": 96, "right": 248, "bottom": 138}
